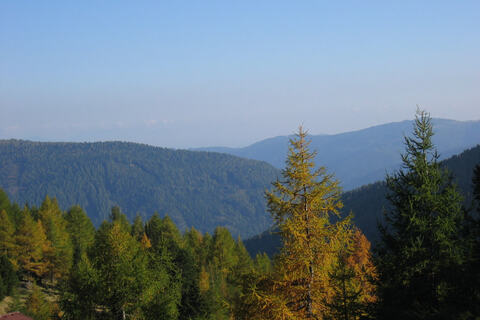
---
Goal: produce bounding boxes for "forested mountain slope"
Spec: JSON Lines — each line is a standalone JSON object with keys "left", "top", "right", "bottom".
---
{"left": 197, "top": 119, "right": 480, "bottom": 190}
{"left": 0, "top": 140, "right": 279, "bottom": 237}
{"left": 245, "top": 144, "right": 480, "bottom": 257}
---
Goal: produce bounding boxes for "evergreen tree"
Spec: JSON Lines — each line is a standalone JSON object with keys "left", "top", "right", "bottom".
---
{"left": 0, "top": 255, "right": 18, "bottom": 300}
{"left": 109, "top": 205, "right": 131, "bottom": 233}
{"left": 0, "top": 189, "right": 11, "bottom": 215}
{"left": 253, "top": 253, "right": 272, "bottom": 275}
{"left": 60, "top": 253, "right": 99, "bottom": 320}
{"left": 459, "top": 164, "right": 480, "bottom": 318}
{"left": 377, "top": 109, "right": 466, "bottom": 319}
{"left": 92, "top": 221, "right": 147, "bottom": 318}
{"left": 131, "top": 214, "right": 145, "bottom": 241}
{"left": 145, "top": 212, "right": 165, "bottom": 250}
{"left": 261, "top": 126, "right": 351, "bottom": 319}
{"left": 65, "top": 205, "right": 95, "bottom": 266}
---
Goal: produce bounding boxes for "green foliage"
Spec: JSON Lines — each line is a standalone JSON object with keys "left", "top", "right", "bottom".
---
{"left": 0, "top": 255, "right": 18, "bottom": 300}
{"left": 131, "top": 214, "right": 145, "bottom": 241}
{"left": 0, "top": 140, "right": 279, "bottom": 237}
{"left": 23, "top": 284, "right": 58, "bottom": 320}
{"left": 0, "top": 189, "right": 11, "bottom": 216}
{"left": 377, "top": 109, "right": 468, "bottom": 319}
{"left": 60, "top": 254, "right": 99, "bottom": 320}
{"left": 253, "top": 253, "right": 272, "bottom": 275}
{"left": 65, "top": 205, "right": 95, "bottom": 266}
{"left": 458, "top": 164, "right": 480, "bottom": 318}
{"left": 92, "top": 221, "right": 146, "bottom": 317}
{"left": 0, "top": 209, "right": 15, "bottom": 258}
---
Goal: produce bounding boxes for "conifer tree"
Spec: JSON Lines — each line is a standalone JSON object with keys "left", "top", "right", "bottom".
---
{"left": 377, "top": 109, "right": 466, "bottom": 319}
{"left": 254, "top": 253, "right": 272, "bottom": 275}
{"left": 263, "top": 126, "right": 351, "bottom": 319}
{"left": 131, "top": 214, "right": 145, "bottom": 241}
{"left": 23, "top": 284, "right": 58, "bottom": 320}
{"left": 38, "top": 196, "right": 73, "bottom": 281}
{"left": 0, "top": 189, "right": 11, "bottom": 215}
{"left": 326, "top": 229, "right": 377, "bottom": 320}
{"left": 60, "top": 253, "right": 99, "bottom": 320}
{"left": 0, "top": 255, "right": 18, "bottom": 300}
{"left": 65, "top": 205, "right": 95, "bottom": 266}
{"left": 15, "top": 209, "right": 52, "bottom": 280}
{"left": 460, "top": 164, "right": 480, "bottom": 317}
{"left": 93, "top": 221, "right": 147, "bottom": 318}
{"left": 0, "top": 209, "right": 15, "bottom": 258}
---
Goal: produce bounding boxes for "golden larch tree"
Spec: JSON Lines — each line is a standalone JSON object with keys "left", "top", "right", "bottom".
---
{"left": 264, "top": 127, "right": 351, "bottom": 319}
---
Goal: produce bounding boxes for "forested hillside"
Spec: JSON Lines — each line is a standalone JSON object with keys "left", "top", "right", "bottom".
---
{"left": 0, "top": 140, "right": 279, "bottom": 238}
{"left": 245, "top": 144, "right": 480, "bottom": 257}
{"left": 1, "top": 114, "right": 479, "bottom": 319}
{"left": 198, "top": 119, "right": 480, "bottom": 190}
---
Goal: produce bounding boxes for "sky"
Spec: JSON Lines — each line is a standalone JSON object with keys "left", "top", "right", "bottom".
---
{"left": 1, "top": 1, "right": 479, "bottom": 149}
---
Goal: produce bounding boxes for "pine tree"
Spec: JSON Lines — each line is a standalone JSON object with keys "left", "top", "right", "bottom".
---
{"left": 377, "top": 109, "right": 466, "bottom": 319}
{"left": 263, "top": 126, "right": 351, "bottom": 319}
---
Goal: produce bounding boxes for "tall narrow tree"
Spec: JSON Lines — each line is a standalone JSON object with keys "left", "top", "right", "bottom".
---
{"left": 64, "top": 205, "right": 95, "bottom": 266}
{"left": 38, "top": 196, "right": 73, "bottom": 281}
{"left": 377, "top": 109, "right": 466, "bottom": 319}
{"left": 264, "top": 126, "right": 351, "bottom": 319}
{"left": 15, "top": 209, "right": 52, "bottom": 280}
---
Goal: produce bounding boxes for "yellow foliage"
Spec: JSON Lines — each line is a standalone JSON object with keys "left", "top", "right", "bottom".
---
{"left": 263, "top": 127, "right": 351, "bottom": 319}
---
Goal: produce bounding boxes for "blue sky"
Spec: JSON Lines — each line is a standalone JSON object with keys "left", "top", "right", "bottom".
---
{"left": 1, "top": 1, "right": 479, "bottom": 148}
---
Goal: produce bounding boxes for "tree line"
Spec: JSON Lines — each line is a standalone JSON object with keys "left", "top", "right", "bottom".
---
{"left": 0, "top": 109, "right": 479, "bottom": 319}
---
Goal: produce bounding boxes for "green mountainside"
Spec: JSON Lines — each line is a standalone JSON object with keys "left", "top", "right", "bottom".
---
{"left": 245, "top": 144, "right": 480, "bottom": 257}
{"left": 198, "top": 119, "right": 480, "bottom": 190}
{"left": 0, "top": 140, "right": 279, "bottom": 238}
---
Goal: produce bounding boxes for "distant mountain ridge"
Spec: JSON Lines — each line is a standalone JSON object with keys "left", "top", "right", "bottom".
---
{"left": 196, "top": 119, "right": 480, "bottom": 190}
{"left": 245, "top": 144, "right": 480, "bottom": 257}
{"left": 0, "top": 140, "right": 279, "bottom": 238}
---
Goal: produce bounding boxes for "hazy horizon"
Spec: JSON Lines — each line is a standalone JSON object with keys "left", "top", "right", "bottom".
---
{"left": 2, "top": 2, "right": 479, "bottom": 148}
{"left": 1, "top": 117, "right": 478, "bottom": 151}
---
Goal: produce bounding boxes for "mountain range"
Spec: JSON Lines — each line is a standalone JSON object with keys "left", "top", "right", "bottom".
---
{"left": 1, "top": 118, "right": 478, "bottom": 241}
{"left": 0, "top": 140, "right": 279, "bottom": 238}
{"left": 196, "top": 119, "right": 480, "bottom": 190}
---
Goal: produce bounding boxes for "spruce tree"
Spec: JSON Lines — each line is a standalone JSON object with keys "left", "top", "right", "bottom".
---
{"left": 461, "top": 164, "right": 480, "bottom": 317}
{"left": 377, "top": 109, "right": 466, "bottom": 319}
